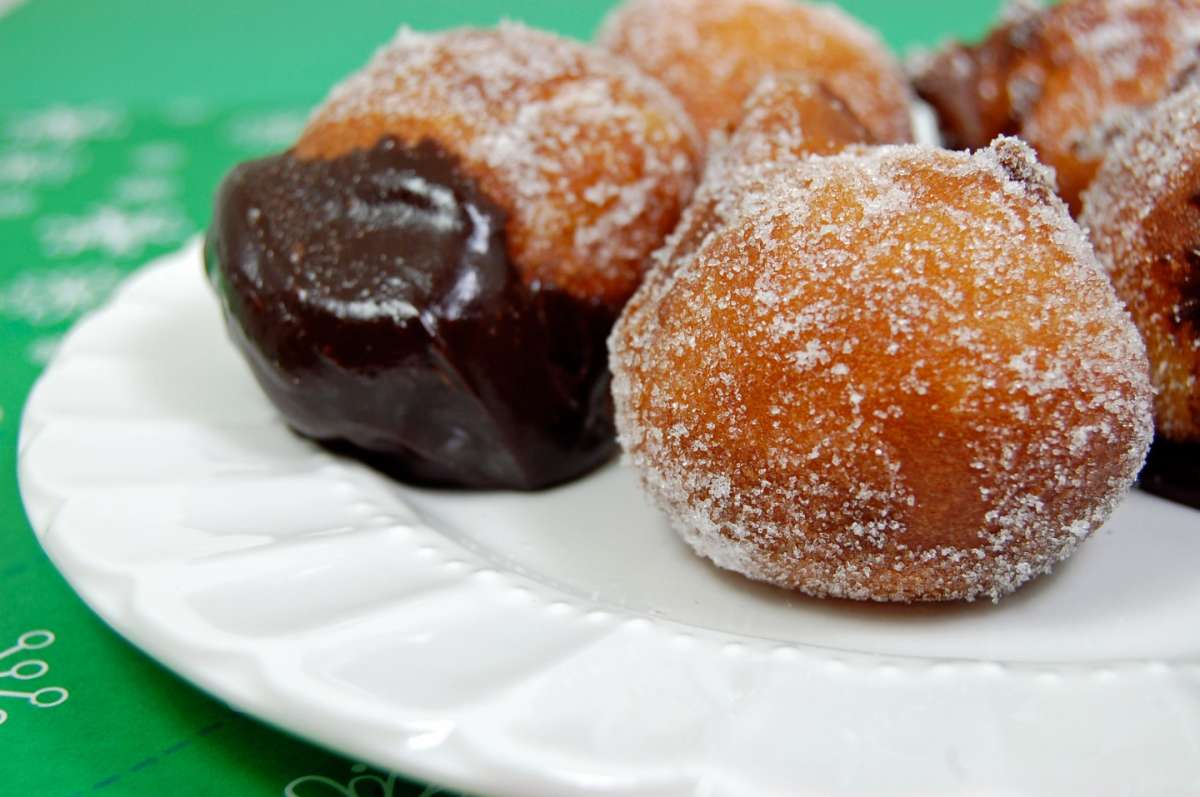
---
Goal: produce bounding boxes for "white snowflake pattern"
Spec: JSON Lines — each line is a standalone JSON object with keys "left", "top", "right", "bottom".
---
{"left": 111, "top": 174, "right": 178, "bottom": 204}
{"left": 0, "top": 0, "right": 29, "bottom": 18}
{"left": 8, "top": 105, "right": 126, "bottom": 143}
{"left": 0, "top": 190, "right": 35, "bottom": 218}
{"left": 38, "top": 205, "right": 190, "bottom": 258}
{"left": 226, "top": 109, "right": 309, "bottom": 150}
{"left": 0, "top": 149, "right": 82, "bottom": 183}
{"left": 132, "top": 141, "right": 187, "bottom": 172}
{"left": 27, "top": 335, "right": 62, "bottom": 366}
{"left": 0, "top": 264, "right": 124, "bottom": 325}
{"left": 162, "top": 97, "right": 212, "bottom": 127}
{"left": 0, "top": 630, "right": 69, "bottom": 726}
{"left": 284, "top": 764, "right": 442, "bottom": 797}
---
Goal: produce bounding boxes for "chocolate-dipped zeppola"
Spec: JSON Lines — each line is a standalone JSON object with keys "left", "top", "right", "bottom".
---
{"left": 207, "top": 24, "right": 701, "bottom": 489}
{"left": 1082, "top": 85, "right": 1200, "bottom": 508}
{"left": 913, "top": 0, "right": 1200, "bottom": 214}
{"left": 598, "top": 0, "right": 913, "bottom": 145}
{"left": 611, "top": 138, "right": 1154, "bottom": 602}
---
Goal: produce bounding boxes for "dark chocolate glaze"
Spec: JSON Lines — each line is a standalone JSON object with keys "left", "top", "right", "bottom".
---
{"left": 1139, "top": 436, "right": 1200, "bottom": 509}
{"left": 206, "top": 137, "right": 619, "bottom": 490}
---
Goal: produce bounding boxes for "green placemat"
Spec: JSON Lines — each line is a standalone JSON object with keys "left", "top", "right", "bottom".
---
{"left": 0, "top": 1, "right": 1004, "bottom": 794}
{"left": 0, "top": 102, "right": 462, "bottom": 796}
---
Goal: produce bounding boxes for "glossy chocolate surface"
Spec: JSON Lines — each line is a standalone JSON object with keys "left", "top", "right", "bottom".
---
{"left": 1139, "top": 436, "right": 1200, "bottom": 509}
{"left": 207, "top": 137, "right": 618, "bottom": 490}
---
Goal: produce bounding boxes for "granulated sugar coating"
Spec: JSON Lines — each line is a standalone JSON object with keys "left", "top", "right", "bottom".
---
{"left": 913, "top": 0, "right": 1200, "bottom": 215}
{"left": 297, "top": 23, "right": 701, "bottom": 304}
{"left": 597, "top": 0, "right": 912, "bottom": 146}
{"left": 1082, "top": 85, "right": 1200, "bottom": 441}
{"left": 718, "top": 73, "right": 876, "bottom": 168}
{"left": 611, "top": 138, "right": 1154, "bottom": 602}
{"left": 643, "top": 73, "right": 875, "bottom": 295}
{"left": 1021, "top": 0, "right": 1200, "bottom": 213}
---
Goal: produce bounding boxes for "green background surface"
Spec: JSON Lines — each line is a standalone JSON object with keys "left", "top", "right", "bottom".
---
{"left": 0, "top": 1, "right": 1003, "bottom": 794}
{"left": 1, "top": 1, "right": 1003, "bottom": 106}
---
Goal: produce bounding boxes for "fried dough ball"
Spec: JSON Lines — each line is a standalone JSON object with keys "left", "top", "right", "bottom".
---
{"left": 719, "top": 73, "right": 877, "bottom": 165}
{"left": 909, "top": 0, "right": 1044, "bottom": 150}
{"left": 641, "top": 73, "right": 877, "bottom": 295}
{"left": 1082, "top": 85, "right": 1200, "bottom": 442}
{"left": 912, "top": 0, "right": 1200, "bottom": 213}
{"left": 208, "top": 24, "right": 701, "bottom": 490}
{"left": 611, "top": 138, "right": 1153, "bottom": 602}
{"left": 598, "top": 0, "right": 912, "bottom": 145}
{"left": 1024, "top": 0, "right": 1200, "bottom": 213}
{"left": 298, "top": 23, "right": 701, "bottom": 305}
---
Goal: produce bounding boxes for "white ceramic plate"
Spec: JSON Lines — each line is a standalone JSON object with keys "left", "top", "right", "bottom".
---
{"left": 19, "top": 241, "right": 1200, "bottom": 797}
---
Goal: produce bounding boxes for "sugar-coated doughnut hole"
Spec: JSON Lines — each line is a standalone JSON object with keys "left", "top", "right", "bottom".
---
{"left": 598, "top": 0, "right": 912, "bottom": 146}
{"left": 1082, "top": 85, "right": 1200, "bottom": 441}
{"left": 719, "top": 73, "right": 876, "bottom": 166}
{"left": 1020, "top": 0, "right": 1200, "bottom": 214}
{"left": 913, "top": 0, "right": 1200, "bottom": 215}
{"left": 909, "top": 0, "right": 1044, "bottom": 150}
{"left": 297, "top": 23, "right": 702, "bottom": 305}
{"left": 611, "top": 138, "right": 1153, "bottom": 602}
{"left": 639, "top": 73, "right": 877, "bottom": 301}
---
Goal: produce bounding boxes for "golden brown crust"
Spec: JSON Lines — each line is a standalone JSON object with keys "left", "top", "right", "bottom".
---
{"left": 633, "top": 73, "right": 878, "bottom": 306}
{"left": 611, "top": 139, "right": 1153, "bottom": 602}
{"left": 1082, "top": 86, "right": 1200, "bottom": 441}
{"left": 297, "top": 24, "right": 702, "bottom": 305}
{"left": 598, "top": 0, "right": 913, "bottom": 145}
{"left": 1022, "top": 0, "right": 1200, "bottom": 213}
{"left": 910, "top": 5, "right": 1044, "bottom": 149}
{"left": 719, "top": 72, "right": 877, "bottom": 163}
{"left": 912, "top": 0, "right": 1200, "bottom": 214}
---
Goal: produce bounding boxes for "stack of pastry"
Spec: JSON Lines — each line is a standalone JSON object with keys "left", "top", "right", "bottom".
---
{"left": 208, "top": 0, "right": 1198, "bottom": 604}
